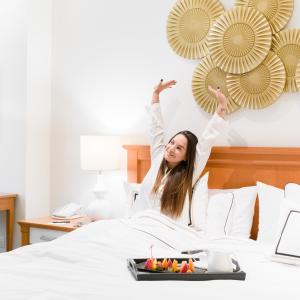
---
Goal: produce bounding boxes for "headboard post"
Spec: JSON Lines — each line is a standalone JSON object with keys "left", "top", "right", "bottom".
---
{"left": 122, "top": 145, "right": 150, "bottom": 183}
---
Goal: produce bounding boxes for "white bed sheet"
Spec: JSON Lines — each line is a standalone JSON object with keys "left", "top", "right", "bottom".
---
{"left": 0, "top": 210, "right": 299, "bottom": 300}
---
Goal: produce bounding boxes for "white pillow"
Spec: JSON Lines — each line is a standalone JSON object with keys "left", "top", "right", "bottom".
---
{"left": 206, "top": 192, "right": 234, "bottom": 237}
{"left": 272, "top": 197, "right": 300, "bottom": 264}
{"left": 207, "top": 186, "right": 257, "bottom": 238}
{"left": 123, "top": 182, "right": 141, "bottom": 207}
{"left": 230, "top": 186, "right": 257, "bottom": 237}
{"left": 191, "top": 172, "right": 209, "bottom": 230}
{"left": 285, "top": 182, "right": 300, "bottom": 200}
{"left": 256, "top": 181, "right": 284, "bottom": 244}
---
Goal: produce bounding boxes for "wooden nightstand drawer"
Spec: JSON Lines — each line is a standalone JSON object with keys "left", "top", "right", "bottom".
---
{"left": 30, "top": 227, "right": 66, "bottom": 244}
{"left": 18, "top": 216, "right": 91, "bottom": 246}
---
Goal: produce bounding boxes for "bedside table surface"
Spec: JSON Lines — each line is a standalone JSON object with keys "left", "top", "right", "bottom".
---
{"left": 18, "top": 216, "right": 91, "bottom": 232}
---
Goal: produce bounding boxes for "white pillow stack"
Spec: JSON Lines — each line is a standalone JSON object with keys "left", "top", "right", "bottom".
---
{"left": 256, "top": 181, "right": 300, "bottom": 265}
{"left": 256, "top": 181, "right": 284, "bottom": 244}
{"left": 191, "top": 177, "right": 257, "bottom": 238}
{"left": 205, "top": 186, "right": 257, "bottom": 238}
{"left": 271, "top": 183, "right": 300, "bottom": 264}
{"left": 205, "top": 192, "right": 234, "bottom": 236}
{"left": 126, "top": 173, "right": 258, "bottom": 239}
{"left": 123, "top": 182, "right": 141, "bottom": 208}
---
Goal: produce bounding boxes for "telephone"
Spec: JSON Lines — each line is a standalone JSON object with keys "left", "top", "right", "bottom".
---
{"left": 52, "top": 202, "right": 83, "bottom": 219}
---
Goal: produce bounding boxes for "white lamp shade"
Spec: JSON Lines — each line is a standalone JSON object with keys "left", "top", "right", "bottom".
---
{"left": 80, "top": 135, "right": 121, "bottom": 170}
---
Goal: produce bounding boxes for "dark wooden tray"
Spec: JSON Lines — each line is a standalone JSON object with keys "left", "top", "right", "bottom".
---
{"left": 127, "top": 257, "right": 246, "bottom": 281}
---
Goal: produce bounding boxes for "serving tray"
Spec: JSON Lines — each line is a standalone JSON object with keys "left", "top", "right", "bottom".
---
{"left": 127, "top": 257, "right": 246, "bottom": 281}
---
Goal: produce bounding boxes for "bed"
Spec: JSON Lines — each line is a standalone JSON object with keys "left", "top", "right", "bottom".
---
{"left": 0, "top": 146, "right": 300, "bottom": 299}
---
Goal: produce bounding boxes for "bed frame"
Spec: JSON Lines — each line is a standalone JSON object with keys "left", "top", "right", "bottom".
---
{"left": 123, "top": 145, "right": 300, "bottom": 240}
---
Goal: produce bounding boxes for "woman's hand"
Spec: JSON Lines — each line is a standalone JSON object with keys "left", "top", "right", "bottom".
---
{"left": 152, "top": 79, "right": 177, "bottom": 103}
{"left": 208, "top": 85, "right": 228, "bottom": 118}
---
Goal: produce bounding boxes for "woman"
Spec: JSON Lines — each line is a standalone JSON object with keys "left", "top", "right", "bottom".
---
{"left": 132, "top": 79, "right": 228, "bottom": 227}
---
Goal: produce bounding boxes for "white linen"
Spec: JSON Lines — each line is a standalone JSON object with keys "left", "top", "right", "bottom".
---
{"left": 272, "top": 197, "right": 300, "bottom": 261}
{"left": 284, "top": 182, "right": 300, "bottom": 199}
{"left": 206, "top": 192, "right": 233, "bottom": 237}
{"left": 207, "top": 186, "right": 257, "bottom": 238}
{"left": 256, "top": 181, "right": 284, "bottom": 244}
{"left": 190, "top": 172, "right": 209, "bottom": 231}
{"left": 276, "top": 210, "right": 300, "bottom": 256}
{"left": 123, "top": 182, "right": 141, "bottom": 207}
{"left": 0, "top": 210, "right": 300, "bottom": 299}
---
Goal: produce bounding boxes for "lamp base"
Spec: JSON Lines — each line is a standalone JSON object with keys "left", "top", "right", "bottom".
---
{"left": 93, "top": 171, "right": 107, "bottom": 198}
{"left": 86, "top": 199, "right": 111, "bottom": 221}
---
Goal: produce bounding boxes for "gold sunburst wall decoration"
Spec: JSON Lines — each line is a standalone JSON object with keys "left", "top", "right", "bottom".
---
{"left": 272, "top": 28, "right": 300, "bottom": 92}
{"left": 165, "top": 0, "right": 300, "bottom": 114}
{"left": 167, "top": 0, "right": 224, "bottom": 59}
{"left": 208, "top": 6, "right": 272, "bottom": 74}
{"left": 235, "top": 0, "right": 294, "bottom": 34}
{"left": 226, "top": 51, "right": 286, "bottom": 109}
{"left": 296, "top": 59, "right": 300, "bottom": 91}
{"left": 192, "top": 56, "right": 239, "bottom": 114}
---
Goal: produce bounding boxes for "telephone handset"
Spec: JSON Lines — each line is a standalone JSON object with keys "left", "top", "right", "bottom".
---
{"left": 52, "top": 202, "right": 83, "bottom": 219}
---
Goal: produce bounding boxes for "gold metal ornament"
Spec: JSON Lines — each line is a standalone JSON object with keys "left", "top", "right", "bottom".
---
{"left": 192, "top": 56, "right": 240, "bottom": 114}
{"left": 226, "top": 51, "right": 286, "bottom": 109}
{"left": 235, "top": 0, "right": 294, "bottom": 34}
{"left": 208, "top": 6, "right": 272, "bottom": 74}
{"left": 296, "top": 59, "right": 300, "bottom": 91}
{"left": 272, "top": 29, "right": 300, "bottom": 92}
{"left": 167, "top": 0, "right": 224, "bottom": 59}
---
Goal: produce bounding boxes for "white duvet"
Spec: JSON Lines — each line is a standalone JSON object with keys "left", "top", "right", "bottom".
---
{"left": 0, "top": 210, "right": 299, "bottom": 300}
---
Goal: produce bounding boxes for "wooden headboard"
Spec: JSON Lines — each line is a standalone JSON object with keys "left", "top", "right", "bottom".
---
{"left": 123, "top": 145, "right": 300, "bottom": 240}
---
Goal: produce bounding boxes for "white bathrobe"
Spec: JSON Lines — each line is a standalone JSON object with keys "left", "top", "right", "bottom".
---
{"left": 132, "top": 103, "right": 227, "bottom": 226}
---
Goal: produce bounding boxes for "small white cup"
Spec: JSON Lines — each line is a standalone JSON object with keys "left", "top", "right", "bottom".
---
{"left": 207, "top": 250, "right": 234, "bottom": 273}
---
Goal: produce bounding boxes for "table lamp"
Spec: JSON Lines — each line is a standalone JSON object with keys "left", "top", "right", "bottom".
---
{"left": 80, "top": 135, "right": 121, "bottom": 220}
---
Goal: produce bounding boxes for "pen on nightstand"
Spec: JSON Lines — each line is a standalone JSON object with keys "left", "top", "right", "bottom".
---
{"left": 52, "top": 221, "right": 71, "bottom": 224}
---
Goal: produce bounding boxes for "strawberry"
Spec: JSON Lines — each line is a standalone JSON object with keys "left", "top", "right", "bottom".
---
{"left": 180, "top": 261, "right": 188, "bottom": 273}
{"left": 144, "top": 258, "right": 152, "bottom": 270}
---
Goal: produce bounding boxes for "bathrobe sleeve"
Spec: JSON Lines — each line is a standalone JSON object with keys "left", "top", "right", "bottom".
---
{"left": 189, "top": 113, "right": 227, "bottom": 229}
{"left": 148, "top": 103, "right": 165, "bottom": 161}
{"left": 192, "top": 113, "right": 227, "bottom": 186}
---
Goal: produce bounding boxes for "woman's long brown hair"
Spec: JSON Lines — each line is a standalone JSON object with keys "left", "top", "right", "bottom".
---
{"left": 151, "top": 131, "right": 198, "bottom": 219}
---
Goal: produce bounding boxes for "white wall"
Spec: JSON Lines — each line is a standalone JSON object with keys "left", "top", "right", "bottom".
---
{"left": 51, "top": 0, "right": 300, "bottom": 211}
{"left": 0, "top": 1, "right": 27, "bottom": 249}
{"left": 26, "top": 0, "right": 52, "bottom": 219}
{"left": 0, "top": 0, "right": 52, "bottom": 249}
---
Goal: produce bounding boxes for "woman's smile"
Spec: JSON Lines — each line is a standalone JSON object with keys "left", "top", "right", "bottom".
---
{"left": 164, "top": 133, "right": 188, "bottom": 167}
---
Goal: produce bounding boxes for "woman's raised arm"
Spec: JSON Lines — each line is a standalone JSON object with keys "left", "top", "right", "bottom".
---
{"left": 192, "top": 86, "right": 228, "bottom": 184}
{"left": 149, "top": 79, "right": 176, "bottom": 159}
{"left": 152, "top": 79, "right": 177, "bottom": 104}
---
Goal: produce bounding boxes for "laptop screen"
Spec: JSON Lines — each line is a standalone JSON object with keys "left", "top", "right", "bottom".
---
{"left": 275, "top": 210, "right": 300, "bottom": 258}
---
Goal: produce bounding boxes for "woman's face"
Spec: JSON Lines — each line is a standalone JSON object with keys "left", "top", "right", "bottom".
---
{"left": 164, "top": 134, "right": 188, "bottom": 168}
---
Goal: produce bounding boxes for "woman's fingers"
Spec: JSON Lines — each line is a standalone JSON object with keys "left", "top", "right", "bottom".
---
{"left": 162, "top": 79, "right": 177, "bottom": 89}
{"left": 153, "top": 79, "right": 177, "bottom": 94}
{"left": 208, "top": 85, "right": 219, "bottom": 96}
{"left": 208, "top": 85, "right": 228, "bottom": 106}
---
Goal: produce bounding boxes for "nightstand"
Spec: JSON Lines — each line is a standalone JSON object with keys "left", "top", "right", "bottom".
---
{"left": 18, "top": 216, "right": 91, "bottom": 246}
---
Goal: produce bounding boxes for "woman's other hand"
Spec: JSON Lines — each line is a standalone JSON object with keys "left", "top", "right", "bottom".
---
{"left": 152, "top": 79, "right": 177, "bottom": 103}
{"left": 208, "top": 85, "right": 228, "bottom": 118}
